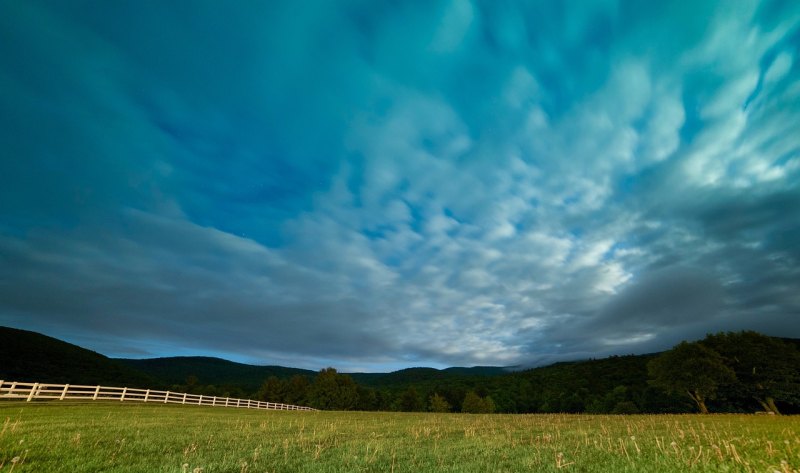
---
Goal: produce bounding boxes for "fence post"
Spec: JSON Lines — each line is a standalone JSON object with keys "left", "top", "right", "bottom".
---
{"left": 26, "top": 383, "right": 39, "bottom": 402}
{"left": 225, "top": 397, "right": 229, "bottom": 407}
{"left": 60, "top": 384, "right": 70, "bottom": 401}
{"left": 120, "top": 387, "right": 127, "bottom": 401}
{"left": 164, "top": 391, "right": 170, "bottom": 403}
{"left": 183, "top": 393, "right": 187, "bottom": 405}
{"left": 144, "top": 389, "right": 150, "bottom": 402}
{"left": 93, "top": 385, "right": 100, "bottom": 400}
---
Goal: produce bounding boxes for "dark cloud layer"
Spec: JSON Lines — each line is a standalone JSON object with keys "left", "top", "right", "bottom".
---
{"left": 1, "top": 0, "right": 799, "bottom": 371}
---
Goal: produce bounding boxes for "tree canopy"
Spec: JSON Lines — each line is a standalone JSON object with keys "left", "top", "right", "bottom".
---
{"left": 307, "top": 368, "right": 359, "bottom": 411}
{"left": 647, "top": 341, "right": 735, "bottom": 413}
{"left": 702, "top": 331, "right": 800, "bottom": 414}
{"left": 461, "top": 391, "right": 495, "bottom": 413}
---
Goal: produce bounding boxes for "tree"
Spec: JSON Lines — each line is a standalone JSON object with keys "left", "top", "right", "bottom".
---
{"left": 399, "top": 386, "right": 424, "bottom": 412}
{"left": 647, "top": 341, "right": 735, "bottom": 414}
{"left": 307, "top": 368, "right": 359, "bottom": 410}
{"left": 461, "top": 391, "right": 483, "bottom": 413}
{"left": 284, "top": 375, "right": 310, "bottom": 405}
{"left": 356, "top": 386, "right": 378, "bottom": 411}
{"left": 702, "top": 331, "right": 800, "bottom": 414}
{"left": 257, "top": 376, "right": 287, "bottom": 403}
{"left": 461, "top": 390, "right": 495, "bottom": 413}
{"left": 184, "top": 375, "right": 200, "bottom": 393}
{"left": 587, "top": 386, "right": 637, "bottom": 414}
{"left": 375, "top": 389, "right": 395, "bottom": 411}
{"left": 483, "top": 395, "right": 496, "bottom": 414}
{"left": 428, "top": 393, "right": 451, "bottom": 413}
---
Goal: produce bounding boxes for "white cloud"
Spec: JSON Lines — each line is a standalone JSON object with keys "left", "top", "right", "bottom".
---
{"left": 682, "top": 110, "right": 748, "bottom": 186}
{"left": 700, "top": 70, "right": 759, "bottom": 119}
{"left": 638, "top": 90, "right": 685, "bottom": 163}
{"left": 571, "top": 239, "right": 614, "bottom": 269}
{"left": 593, "top": 262, "right": 632, "bottom": 294}
{"left": 764, "top": 51, "right": 793, "bottom": 84}
{"left": 430, "top": 0, "right": 475, "bottom": 53}
{"left": 504, "top": 66, "right": 541, "bottom": 109}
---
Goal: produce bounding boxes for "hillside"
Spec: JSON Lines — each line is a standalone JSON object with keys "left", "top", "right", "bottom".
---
{"left": 0, "top": 326, "right": 156, "bottom": 388}
{"left": 116, "top": 358, "right": 508, "bottom": 393}
{"left": 0, "top": 325, "right": 508, "bottom": 394}
{"left": 117, "top": 356, "right": 316, "bottom": 393}
{"left": 350, "top": 366, "right": 509, "bottom": 387}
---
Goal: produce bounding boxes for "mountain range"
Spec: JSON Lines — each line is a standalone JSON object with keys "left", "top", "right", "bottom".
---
{"left": 0, "top": 326, "right": 508, "bottom": 391}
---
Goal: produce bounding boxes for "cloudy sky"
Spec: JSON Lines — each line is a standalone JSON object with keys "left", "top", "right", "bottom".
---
{"left": 1, "top": 0, "right": 799, "bottom": 372}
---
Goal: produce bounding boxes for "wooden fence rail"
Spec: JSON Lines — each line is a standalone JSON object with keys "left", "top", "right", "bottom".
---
{"left": 0, "top": 380, "right": 316, "bottom": 411}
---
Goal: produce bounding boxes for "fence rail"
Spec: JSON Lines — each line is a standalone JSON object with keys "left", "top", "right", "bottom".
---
{"left": 0, "top": 380, "right": 316, "bottom": 411}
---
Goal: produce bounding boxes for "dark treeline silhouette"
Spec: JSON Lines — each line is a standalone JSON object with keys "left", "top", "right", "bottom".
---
{"left": 2, "top": 326, "right": 798, "bottom": 413}
{"left": 0, "top": 326, "right": 157, "bottom": 388}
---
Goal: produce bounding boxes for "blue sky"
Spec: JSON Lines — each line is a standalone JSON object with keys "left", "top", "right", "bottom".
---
{"left": 1, "top": 0, "right": 799, "bottom": 372}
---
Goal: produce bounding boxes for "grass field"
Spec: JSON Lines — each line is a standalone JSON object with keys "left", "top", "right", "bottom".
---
{"left": 0, "top": 402, "right": 798, "bottom": 472}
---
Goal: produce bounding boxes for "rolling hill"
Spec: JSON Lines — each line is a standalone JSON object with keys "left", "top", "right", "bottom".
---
{"left": 117, "top": 356, "right": 316, "bottom": 393}
{"left": 0, "top": 326, "right": 509, "bottom": 393}
{"left": 0, "top": 326, "right": 156, "bottom": 388}
{"left": 349, "top": 366, "right": 511, "bottom": 387}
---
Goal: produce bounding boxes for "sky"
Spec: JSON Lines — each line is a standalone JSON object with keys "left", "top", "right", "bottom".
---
{"left": 1, "top": 0, "right": 799, "bottom": 372}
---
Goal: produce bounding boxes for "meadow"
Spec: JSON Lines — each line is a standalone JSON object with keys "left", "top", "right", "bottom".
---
{"left": 0, "top": 402, "right": 798, "bottom": 472}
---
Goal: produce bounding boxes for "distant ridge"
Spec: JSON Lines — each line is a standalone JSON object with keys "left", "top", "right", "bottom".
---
{"left": 117, "top": 356, "right": 316, "bottom": 393}
{"left": 0, "top": 326, "right": 510, "bottom": 392}
{"left": 0, "top": 326, "right": 156, "bottom": 388}
{"left": 117, "top": 359, "right": 509, "bottom": 391}
{"left": 349, "top": 366, "right": 510, "bottom": 387}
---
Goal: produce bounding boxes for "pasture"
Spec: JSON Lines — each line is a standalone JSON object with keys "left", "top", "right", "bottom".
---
{"left": 0, "top": 402, "right": 798, "bottom": 472}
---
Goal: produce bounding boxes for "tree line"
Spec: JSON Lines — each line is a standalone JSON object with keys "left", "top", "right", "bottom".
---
{"left": 168, "top": 331, "right": 800, "bottom": 414}
{"left": 255, "top": 368, "right": 496, "bottom": 413}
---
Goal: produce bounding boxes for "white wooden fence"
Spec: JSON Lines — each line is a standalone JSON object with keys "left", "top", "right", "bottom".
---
{"left": 0, "top": 380, "right": 316, "bottom": 411}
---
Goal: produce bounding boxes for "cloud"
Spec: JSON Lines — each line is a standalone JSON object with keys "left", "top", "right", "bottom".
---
{"left": 1, "top": 0, "right": 799, "bottom": 370}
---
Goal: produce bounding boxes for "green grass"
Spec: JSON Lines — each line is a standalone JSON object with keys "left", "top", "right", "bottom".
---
{"left": 1, "top": 402, "right": 798, "bottom": 472}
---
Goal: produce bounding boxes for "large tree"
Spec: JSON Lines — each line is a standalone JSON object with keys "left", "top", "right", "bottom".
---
{"left": 428, "top": 393, "right": 452, "bottom": 413}
{"left": 702, "top": 331, "right": 800, "bottom": 414}
{"left": 461, "top": 390, "right": 495, "bottom": 413}
{"left": 257, "top": 376, "right": 287, "bottom": 403}
{"left": 647, "top": 341, "right": 735, "bottom": 413}
{"left": 398, "top": 386, "right": 424, "bottom": 412}
{"left": 284, "top": 374, "right": 310, "bottom": 405}
{"left": 307, "top": 368, "right": 359, "bottom": 410}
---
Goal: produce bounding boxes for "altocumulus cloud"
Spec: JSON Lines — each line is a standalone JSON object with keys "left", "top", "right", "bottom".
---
{"left": 0, "top": 0, "right": 799, "bottom": 371}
